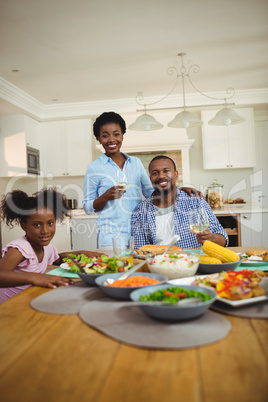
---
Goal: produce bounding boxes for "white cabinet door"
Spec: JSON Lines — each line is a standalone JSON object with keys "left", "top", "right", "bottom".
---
{"left": 71, "top": 218, "right": 97, "bottom": 251}
{"left": 41, "top": 121, "right": 65, "bottom": 176}
{"left": 0, "top": 115, "right": 41, "bottom": 177}
{"left": 64, "top": 119, "right": 91, "bottom": 176}
{"left": 202, "top": 108, "right": 256, "bottom": 169}
{"left": 240, "top": 213, "right": 268, "bottom": 247}
{"left": 41, "top": 119, "right": 91, "bottom": 177}
{"left": 52, "top": 220, "right": 72, "bottom": 253}
{"left": 25, "top": 116, "right": 41, "bottom": 149}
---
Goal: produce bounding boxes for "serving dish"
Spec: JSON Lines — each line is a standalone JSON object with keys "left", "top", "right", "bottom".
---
{"left": 198, "top": 258, "right": 242, "bottom": 274}
{"left": 145, "top": 251, "right": 200, "bottom": 279}
{"left": 169, "top": 276, "right": 268, "bottom": 308}
{"left": 95, "top": 272, "right": 167, "bottom": 300}
{"left": 130, "top": 284, "right": 217, "bottom": 322}
{"left": 240, "top": 254, "right": 268, "bottom": 266}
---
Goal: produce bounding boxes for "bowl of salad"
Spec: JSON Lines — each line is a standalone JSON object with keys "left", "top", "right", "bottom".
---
{"left": 62, "top": 254, "right": 133, "bottom": 286}
{"left": 130, "top": 284, "right": 217, "bottom": 322}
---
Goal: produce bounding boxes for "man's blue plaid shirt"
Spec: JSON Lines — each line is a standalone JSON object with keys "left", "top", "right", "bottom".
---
{"left": 131, "top": 188, "right": 228, "bottom": 249}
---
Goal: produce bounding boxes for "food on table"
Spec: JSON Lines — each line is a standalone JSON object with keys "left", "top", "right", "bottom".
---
{"left": 263, "top": 254, "right": 268, "bottom": 261}
{"left": 245, "top": 250, "right": 267, "bottom": 257}
{"left": 106, "top": 276, "right": 160, "bottom": 287}
{"left": 136, "top": 244, "right": 182, "bottom": 256}
{"left": 241, "top": 250, "right": 268, "bottom": 262}
{"left": 200, "top": 254, "right": 222, "bottom": 264}
{"left": 139, "top": 286, "right": 212, "bottom": 304}
{"left": 192, "top": 269, "right": 266, "bottom": 300}
{"left": 202, "top": 240, "right": 240, "bottom": 263}
{"left": 145, "top": 253, "right": 199, "bottom": 279}
{"left": 63, "top": 253, "right": 133, "bottom": 274}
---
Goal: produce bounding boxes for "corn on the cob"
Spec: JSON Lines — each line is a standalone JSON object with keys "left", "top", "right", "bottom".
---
{"left": 200, "top": 254, "right": 222, "bottom": 264}
{"left": 202, "top": 240, "right": 240, "bottom": 263}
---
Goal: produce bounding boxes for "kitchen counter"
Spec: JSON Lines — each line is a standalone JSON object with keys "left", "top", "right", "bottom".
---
{"left": 211, "top": 204, "right": 268, "bottom": 215}
{"left": 71, "top": 204, "right": 268, "bottom": 219}
{"left": 71, "top": 209, "right": 98, "bottom": 220}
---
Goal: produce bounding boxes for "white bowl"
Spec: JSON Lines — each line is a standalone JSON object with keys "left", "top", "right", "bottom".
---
{"left": 145, "top": 252, "right": 200, "bottom": 280}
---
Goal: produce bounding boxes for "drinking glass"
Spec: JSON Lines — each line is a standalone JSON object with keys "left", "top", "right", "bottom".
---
{"left": 112, "top": 236, "right": 134, "bottom": 264}
{"left": 189, "top": 207, "right": 209, "bottom": 235}
{"left": 114, "top": 170, "right": 130, "bottom": 208}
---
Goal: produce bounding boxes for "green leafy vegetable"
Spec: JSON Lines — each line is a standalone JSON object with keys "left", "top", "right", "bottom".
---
{"left": 139, "top": 286, "right": 212, "bottom": 304}
{"left": 62, "top": 254, "right": 133, "bottom": 275}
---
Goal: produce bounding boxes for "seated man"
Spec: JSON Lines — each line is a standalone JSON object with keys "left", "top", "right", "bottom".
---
{"left": 131, "top": 155, "right": 228, "bottom": 249}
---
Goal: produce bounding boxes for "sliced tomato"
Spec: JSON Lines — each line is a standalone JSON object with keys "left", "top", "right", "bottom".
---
{"left": 175, "top": 292, "right": 187, "bottom": 299}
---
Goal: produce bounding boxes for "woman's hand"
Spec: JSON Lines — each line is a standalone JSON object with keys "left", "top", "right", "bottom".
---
{"left": 105, "top": 185, "right": 126, "bottom": 200}
{"left": 93, "top": 185, "right": 126, "bottom": 212}
{"left": 180, "top": 187, "right": 205, "bottom": 200}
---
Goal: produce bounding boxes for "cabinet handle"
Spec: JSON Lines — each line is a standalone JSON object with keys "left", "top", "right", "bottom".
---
{"left": 243, "top": 215, "right": 248, "bottom": 219}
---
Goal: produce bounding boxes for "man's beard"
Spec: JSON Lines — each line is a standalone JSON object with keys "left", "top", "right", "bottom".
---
{"left": 154, "top": 181, "right": 174, "bottom": 196}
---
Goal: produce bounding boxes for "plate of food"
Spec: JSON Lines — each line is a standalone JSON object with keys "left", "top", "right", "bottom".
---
{"left": 198, "top": 240, "right": 242, "bottom": 273}
{"left": 61, "top": 253, "right": 134, "bottom": 286}
{"left": 169, "top": 269, "right": 268, "bottom": 307}
{"left": 240, "top": 249, "right": 268, "bottom": 266}
{"left": 134, "top": 244, "right": 182, "bottom": 257}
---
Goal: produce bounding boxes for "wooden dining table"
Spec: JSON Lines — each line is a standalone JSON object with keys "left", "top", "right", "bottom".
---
{"left": 0, "top": 247, "right": 267, "bottom": 402}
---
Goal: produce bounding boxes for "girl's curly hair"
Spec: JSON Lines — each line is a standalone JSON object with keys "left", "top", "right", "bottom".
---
{"left": 0, "top": 187, "right": 70, "bottom": 228}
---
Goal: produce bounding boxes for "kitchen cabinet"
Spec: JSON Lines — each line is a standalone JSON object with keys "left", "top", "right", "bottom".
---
{"left": 0, "top": 115, "right": 41, "bottom": 177}
{"left": 240, "top": 212, "right": 268, "bottom": 247}
{"left": 53, "top": 220, "right": 72, "bottom": 253}
{"left": 215, "top": 213, "right": 241, "bottom": 246}
{"left": 71, "top": 217, "right": 97, "bottom": 250}
{"left": 41, "top": 119, "right": 92, "bottom": 177}
{"left": 201, "top": 108, "right": 255, "bottom": 169}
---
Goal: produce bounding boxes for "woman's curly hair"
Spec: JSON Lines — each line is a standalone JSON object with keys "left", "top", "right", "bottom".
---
{"left": 0, "top": 187, "right": 70, "bottom": 228}
{"left": 93, "top": 111, "right": 126, "bottom": 139}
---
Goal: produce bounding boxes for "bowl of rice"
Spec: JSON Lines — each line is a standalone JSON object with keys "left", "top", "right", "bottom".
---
{"left": 145, "top": 251, "right": 200, "bottom": 280}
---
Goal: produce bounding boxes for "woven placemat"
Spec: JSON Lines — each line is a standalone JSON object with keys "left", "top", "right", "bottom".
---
{"left": 79, "top": 300, "right": 231, "bottom": 350}
{"left": 211, "top": 300, "right": 268, "bottom": 318}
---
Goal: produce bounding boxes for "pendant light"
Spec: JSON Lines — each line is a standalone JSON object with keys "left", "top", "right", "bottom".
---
{"left": 129, "top": 53, "right": 245, "bottom": 131}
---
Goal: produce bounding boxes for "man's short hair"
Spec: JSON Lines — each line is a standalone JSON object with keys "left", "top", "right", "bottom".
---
{"left": 148, "top": 155, "right": 177, "bottom": 172}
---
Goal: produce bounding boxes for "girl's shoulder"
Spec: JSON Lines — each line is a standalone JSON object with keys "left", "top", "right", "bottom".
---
{"left": 2, "top": 236, "right": 36, "bottom": 259}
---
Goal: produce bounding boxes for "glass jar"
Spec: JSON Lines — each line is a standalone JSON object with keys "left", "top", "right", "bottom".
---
{"left": 207, "top": 179, "right": 223, "bottom": 209}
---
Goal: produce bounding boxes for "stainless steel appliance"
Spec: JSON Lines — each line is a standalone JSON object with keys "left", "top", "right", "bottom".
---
{"left": 27, "top": 146, "right": 40, "bottom": 175}
{"left": 68, "top": 199, "right": 77, "bottom": 209}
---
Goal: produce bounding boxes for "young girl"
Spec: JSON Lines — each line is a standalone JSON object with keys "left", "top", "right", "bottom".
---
{"left": 0, "top": 187, "right": 102, "bottom": 304}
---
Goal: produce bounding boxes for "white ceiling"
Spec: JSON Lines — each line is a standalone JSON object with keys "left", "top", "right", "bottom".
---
{"left": 0, "top": 0, "right": 268, "bottom": 117}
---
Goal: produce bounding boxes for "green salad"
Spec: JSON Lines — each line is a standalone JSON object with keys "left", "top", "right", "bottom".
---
{"left": 139, "top": 286, "right": 212, "bottom": 304}
{"left": 63, "top": 254, "right": 133, "bottom": 274}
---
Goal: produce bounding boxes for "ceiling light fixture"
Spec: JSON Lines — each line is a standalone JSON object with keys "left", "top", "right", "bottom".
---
{"left": 129, "top": 53, "right": 245, "bottom": 131}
